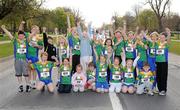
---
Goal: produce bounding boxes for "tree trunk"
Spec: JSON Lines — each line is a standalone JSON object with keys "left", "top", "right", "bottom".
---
{"left": 158, "top": 17, "right": 163, "bottom": 32}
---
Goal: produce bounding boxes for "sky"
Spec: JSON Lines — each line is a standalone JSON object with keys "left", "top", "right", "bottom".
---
{"left": 43, "top": 0, "right": 180, "bottom": 27}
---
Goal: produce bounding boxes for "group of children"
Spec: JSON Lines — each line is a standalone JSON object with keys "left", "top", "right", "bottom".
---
{"left": 1, "top": 21, "right": 171, "bottom": 96}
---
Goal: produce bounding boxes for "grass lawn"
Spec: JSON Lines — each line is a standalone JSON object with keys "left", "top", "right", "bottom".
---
{"left": 0, "top": 40, "right": 180, "bottom": 58}
{"left": 169, "top": 41, "right": 180, "bottom": 55}
{"left": 0, "top": 43, "right": 13, "bottom": 58}
{"left": 0, "top": 34, "right": 10, "bottom": 41}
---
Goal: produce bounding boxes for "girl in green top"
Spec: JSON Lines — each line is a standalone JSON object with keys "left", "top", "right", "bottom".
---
{"left": 57, "top": 55, "right": 72, "bottom": 93}
{"left": 121, "top": 51, "right": 140, "bottom": 94}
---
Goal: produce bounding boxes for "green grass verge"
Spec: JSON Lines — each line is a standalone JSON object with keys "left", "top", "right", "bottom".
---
{"left": 0, "top": 34, "right": 10, "bottom": 41}
{"left": 0, "top": 43, "right": 13, "bottom": 58}
{"left": 0, "top": 40, "right": 179, "bottom": 58}
{"left": 169, "top": 41, "right": 180, "bottom": 55}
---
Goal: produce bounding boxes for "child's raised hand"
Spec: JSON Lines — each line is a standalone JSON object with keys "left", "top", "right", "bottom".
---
{"left": 51, "top": 56, "right": 57, "bottom": 60}
{"left": 42, "top": 27, "right": 46, "bottom": 33}
{"left": 165, "top": 28, "right": 171, "bottom": 36}
{"left": 21, "top": 21, "right": 25, "bottom": 24}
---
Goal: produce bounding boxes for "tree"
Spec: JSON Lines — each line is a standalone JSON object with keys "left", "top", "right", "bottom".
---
{"left": 138, "top": 9, "right": 158, "bottom": 31}
{"left": 146, "top": 0, "right": 171, "bottom": 32}
{"left": 0, "top": 0, "right": 44, "bottom": 20}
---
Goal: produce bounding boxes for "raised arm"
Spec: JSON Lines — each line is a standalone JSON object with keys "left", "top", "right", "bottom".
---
{"left": 133, "top": 55, "right": 140, "bottom": 67}
{"left": 1, "top": 25, "right": 14, "bottom": 40}
{"left": 88, "top": 22, "right": 92, "bottom": 39}
{"left": 77, "top": 22, "right": 83, "bottom": 40}
{"left": 93, "top": 44, "right": 99, "bottom": 61}
{"left": 18, "top": 21, "right": 25, "bottom": 31}
{"left": 165, "top": 28, "right": 171, "bottom": 44}
{"left": 121, "top": 48, "right": 126, "bottom": 67}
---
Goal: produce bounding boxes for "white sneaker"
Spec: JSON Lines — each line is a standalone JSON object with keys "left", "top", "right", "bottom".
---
{"left": 148, "top": 91, "right": 154, "bottom": 96}
{"left": 159, "top": 91, "right": 166, "bottom": 96}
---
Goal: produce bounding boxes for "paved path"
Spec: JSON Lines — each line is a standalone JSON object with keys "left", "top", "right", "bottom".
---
{"left": 0, "top": 53, "right": 180, "bottom": 110}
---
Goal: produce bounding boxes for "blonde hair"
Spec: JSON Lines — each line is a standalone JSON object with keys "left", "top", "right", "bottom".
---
{"left": 57, "top": 35, "right": 68, "bottom": 47}
{"left": 41, "top": 52, "right": 48, "bottom": 57}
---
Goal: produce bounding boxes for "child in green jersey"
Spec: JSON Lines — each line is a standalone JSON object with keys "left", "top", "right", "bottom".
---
{"left": 1, "top": 21, "right": 31, "bottom": 92}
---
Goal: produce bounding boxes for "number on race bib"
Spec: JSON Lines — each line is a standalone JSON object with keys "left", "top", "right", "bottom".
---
{"left": 61, "top": 71, "right": 70, "bottom": 76}
{"left": 61, "top": 49, "right": 67, "bottom": 55}
{"left": 156, "top": 49, "right": 164, "bottom": 55}
{"left": 126, "top": 47, "right": 133, "bottom": 52}
{"left": 99, "top": 72, "right": 107, "bottom": 77}
{"left": 40, "top": 72, "right": 50, "bottom": 78}
{"left": 76, "top": 80, "right": 82, "bottom": 84}
{"left": 124, "top": 73, "right": 134, "bottom": 78}
{"left": 17, "top": 48, "right": 26, "bottom": 54}
{"left": 74, "top": 45, "right": 80, "bottom": 50}
{"left": 112, "top": 75, "right": 121, "bottom": 80}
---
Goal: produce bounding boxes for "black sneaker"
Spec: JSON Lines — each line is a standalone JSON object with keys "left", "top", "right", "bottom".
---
{"left": 18, "top": 85, "right": 23, "bottom": 92}
{"left": 26, "top": 85, "right": 31, "bottom": 92}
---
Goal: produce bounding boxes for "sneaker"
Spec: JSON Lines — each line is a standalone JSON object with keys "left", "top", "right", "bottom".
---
{"left": 159, "top": 91, "right": 166, "bottom": 96}
{"left": 32, "top": 82, "right": 36, "bottom": 89}
{"left": 26, "top": 85, "right": 31, "bottom": 92}
{"left": 148, "top": 91, "right": 154, "bottom": 96}
{"left": 18, "top": 85, "right": 23, "bottom": 92}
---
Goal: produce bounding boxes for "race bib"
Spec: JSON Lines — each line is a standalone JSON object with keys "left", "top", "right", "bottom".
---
{"left": 124, "top": 72, "right": 134, "bottom": 78}
{"left": 61, "top": 49, "right": 67, "bottom": 55}
{"left": 76, "top": 80, "right": 82, "bottom": 84}
{"left": 61, "top": 71, "right": 70, "bottom": 76}
{"left": 150, "top": 49, "right": 155, "bottom": 54}
{"left": 17, "top": 48, "right": 26, "bottom": 54}
{"left": 126, "top": 47, "right": 133, "bottom": 52}
{"left": 40, "top": 72, "right": 50, "bottom": 78}
{"left": 141, "top": 78, "right": 150, "bottom": 83}
{"left": 112, "top": 75, "right": 121, "bottom": 80}
{"left": 156, "top": 49, "right": 164, "bottom": 55}
{"left": 74, "top": 45, "right": 80, "bottom": 50}
{"left": 99, "top": 72, "right": 107, "bottom": 77}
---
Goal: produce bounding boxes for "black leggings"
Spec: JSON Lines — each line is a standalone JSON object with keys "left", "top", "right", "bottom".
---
{"left": 57, "top": 84, "right": 72, "bottom": 93}
{"left": 156, "top": 62, "right": 168, "bottom": 92}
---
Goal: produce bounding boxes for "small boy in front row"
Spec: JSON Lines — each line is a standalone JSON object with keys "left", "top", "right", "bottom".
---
{"left": 86, "top": 62, "right": 96, "bottom": 91}
{"left": 72, "top": 64, "right": 87, "bottom": 92}
{"left": 136, "top": 62, "right": 155, "bottom": 96}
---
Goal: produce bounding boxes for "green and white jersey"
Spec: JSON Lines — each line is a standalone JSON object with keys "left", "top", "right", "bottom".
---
{"left": 136, "top": 40, "right": 148, "bottom": 61}
{"left": 32, "top": 61, "right": 55, "bottom": 81}
{"left": 27, "top": 34, "right": 43, "bottom": 57}
{"left": 72, "top": 36, "right": 80, "bottom": 55}
{"left": 124, "top": 40, "right": 136, "bottom": 59}
{"left": 147, "top": 41, "right": 156, "bottom": 58}
{"left": 122, "top": 67, "right": 135, "bottom": 85}
{"left": 96, "top": 61, "right": 108, "bottom": 82}
{"left": 13, "top": 35, "right": 28, "bottom": 60}
{"left": 113, "top": 37, "right": 125, "bottom": 56}
{"left": 59, "top": 65, "right": 72, "bottom": 84}
{"left": 109, "top": 64, "right": 122, "bottom": 83}
{"left": 155, "top": 41, "right": 169, "bottom": 62}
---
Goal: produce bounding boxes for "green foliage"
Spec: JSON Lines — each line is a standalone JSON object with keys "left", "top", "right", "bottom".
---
{"left": 138, "top": 9, "right": 158, "bottom": 31}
